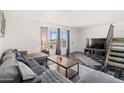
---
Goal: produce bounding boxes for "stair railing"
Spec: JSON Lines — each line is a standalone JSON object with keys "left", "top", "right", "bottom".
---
{"left": 104, "top": 24, "right": 114, "bottom": 67}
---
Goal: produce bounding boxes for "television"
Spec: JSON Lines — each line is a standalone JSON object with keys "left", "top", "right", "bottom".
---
{"left": 87, "top": 38, "right": 106, "bottom": 49}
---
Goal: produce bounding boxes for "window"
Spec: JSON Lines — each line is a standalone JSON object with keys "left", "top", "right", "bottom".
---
{"left": 60, "top": 31, "right": 67, "bottom": 48}
{"left": 48, "top": 28, "right": 57, "bottom": 49}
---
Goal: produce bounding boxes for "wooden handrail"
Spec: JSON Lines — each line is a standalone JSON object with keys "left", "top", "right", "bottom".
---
{"left": 104, "top": 24, "right": 114, "bottom": 66}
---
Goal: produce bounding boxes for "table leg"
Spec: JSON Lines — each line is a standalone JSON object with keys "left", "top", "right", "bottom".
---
{"left": 77, "top": 63, "right": 79, "bottom": 75}
{"left": 46, "top": 58, "right": 48, "bottom": 68}
{"left": 65, "top": 68, "right": 68, "bottom": 77}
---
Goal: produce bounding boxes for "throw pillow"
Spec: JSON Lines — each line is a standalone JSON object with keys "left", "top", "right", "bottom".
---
{"left": 26, "top": 59, "right": 40, "bottom": 68}
{"left": 16, "top": 60, "right": 37, "bottom": 80}
{"left": 16, "top": 56, "right": 29, "bottom": 66}
{"left": 14, "top": 49, "right": 29, "bottom": 66}
{"left": 2, "top": 49, "right": 15, "bottom": 62}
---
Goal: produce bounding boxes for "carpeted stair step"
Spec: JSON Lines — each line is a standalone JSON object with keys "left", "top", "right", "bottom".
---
{"left": 110, "top": 52, "right": 124, "bottom": 58}
{"left": 111, "top": 47, "right": 124, "bottom": 52}
{"left": 108, "top": 61, "right": 124, "bottom": 69}
{"left": 113, "top": 38, "right": 124, "bottom": 43}
{"left": 109, "top": 56, "right": 124, "bottom": 63}
{"left": 111, "top": 43, "right": 124, "bottom": 47}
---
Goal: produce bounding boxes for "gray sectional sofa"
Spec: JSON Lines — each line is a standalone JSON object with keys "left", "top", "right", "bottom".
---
{"left": 0, "top": 49, "right": 123, "bottom": 83}
{"left": 0, "top": 49, "right": 72, "bottom": 83}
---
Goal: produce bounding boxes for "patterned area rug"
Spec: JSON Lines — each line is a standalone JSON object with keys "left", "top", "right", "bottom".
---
{"left": 69, "top": 52, "right": 101, "bottom": 68}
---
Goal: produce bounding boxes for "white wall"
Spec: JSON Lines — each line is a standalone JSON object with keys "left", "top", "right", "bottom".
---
{"left": 1, "top": 12, "right": 41, "bottom": 54}
{"left": 114, "top": 21, "right": 124, "bottom": 37}
{"left": 77, "top": 21, "right": 124, "bottom": 52}
{"left": 70, "top": 29, "right": 79, "bottom": 53}
{"left": 0, "top": 12, "right": 78, "bottom": 57}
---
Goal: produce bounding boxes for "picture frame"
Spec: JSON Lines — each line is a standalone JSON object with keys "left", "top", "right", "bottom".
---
{"left": 0, "top": 11, "right": 6, "bottom": 37}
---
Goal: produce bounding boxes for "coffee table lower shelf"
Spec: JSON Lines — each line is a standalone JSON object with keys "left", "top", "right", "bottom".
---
{"left": 57, "top": 68, "right": 78, "bottom": 79}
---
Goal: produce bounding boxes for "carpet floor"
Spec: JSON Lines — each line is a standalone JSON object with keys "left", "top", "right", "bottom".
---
{"left": 48, "top": 52, "right": 124, "bottom": 82}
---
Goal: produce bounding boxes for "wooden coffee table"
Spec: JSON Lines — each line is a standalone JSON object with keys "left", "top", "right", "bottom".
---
{"left": 47, "top": 55, "right": 79, "bottom": 79}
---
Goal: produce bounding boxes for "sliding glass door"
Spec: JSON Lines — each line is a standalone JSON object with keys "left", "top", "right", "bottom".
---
{"left": 41, "top": 27, "right": 68, "bottom": 55}
{"left": 48, "top": 28, "right": 57, "bottom": 55}
{"left": 48, "top": 29, "right": 67, "bottom": 55}
{"left": 60, "top": 30, "right": 67, "bottom": 55}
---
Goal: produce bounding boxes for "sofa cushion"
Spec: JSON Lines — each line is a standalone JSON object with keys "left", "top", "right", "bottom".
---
{"left": 40, "top": 70, "right": 72, "bottom": 83}
{"left": 0, "top": 58, "right": 22, "bottom": 83}
{"left": 26, "top": 59, "right": 40, "bottom": 67}
{"left": 31, "top": 65, "right": 46, "bottom": 75}
{"left": 0, "top": 66, "right": 22, "bottom": 83}
{"left": 26, "top": 59, "right": 46, "bottom": 75}
{"left": 2, "top": 49, "right": 15, "bottom": 62}
{"left": 16, "top": 60, "right": 37, "bottom": 80}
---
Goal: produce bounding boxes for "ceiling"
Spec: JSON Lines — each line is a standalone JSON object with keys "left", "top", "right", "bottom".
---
{"left": 6, "top": 10, "right": 124, "bottom": 28}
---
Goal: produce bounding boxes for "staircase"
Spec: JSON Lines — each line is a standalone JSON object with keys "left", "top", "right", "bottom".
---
{"left": 107, "top": 38, "right": 124, "bottom": 69}
{"left": 103, "top": 24, "right": 124, "bottom": 78}
{"left": 100, "top": 24, "right": 124, "bottom": 78}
